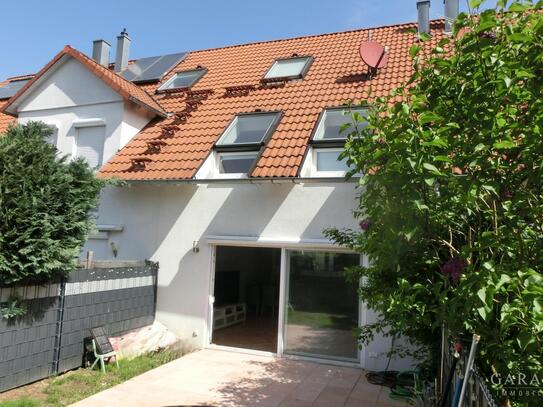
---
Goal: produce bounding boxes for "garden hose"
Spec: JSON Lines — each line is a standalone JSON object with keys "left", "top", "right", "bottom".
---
{"left": 366, "top": 369, "right": 421, "bottom": 403}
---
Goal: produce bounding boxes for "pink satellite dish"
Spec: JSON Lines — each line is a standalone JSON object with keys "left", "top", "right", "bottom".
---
{"left": 359, "top": 41, "right": 388, "bottom": 70}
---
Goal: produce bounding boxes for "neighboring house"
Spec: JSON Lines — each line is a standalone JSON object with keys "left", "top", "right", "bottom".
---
{"left": 0, "top": 2, "right": 456, "bottom": 370}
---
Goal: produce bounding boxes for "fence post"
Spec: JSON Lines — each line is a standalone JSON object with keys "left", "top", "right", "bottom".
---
{"left": 52, "top": 278, "right": 67, "bottom": 375}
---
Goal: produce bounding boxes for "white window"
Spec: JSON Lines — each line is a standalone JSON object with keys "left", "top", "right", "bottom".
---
{"left": 75, "top": 126, "right": 105, "bottom": 169}
{"left": 203, "top": 111, "right": 282, "bottom": 178}
{"left": 314, "top": 148, "right": 349, "bottom": 173}
{"left": 158, "top": 68, "right": 206, "bottom": 91}
{"left": 44, "top": 124, "right": 58, "bottom": 147}
{"left": 264, "top": 56, "right": 313, "bottom": 80}
{"left": 217, "top": 151, "right": 259, "bottom": 174}
{"left": 313, "top": 107, "right": 368, "bottom": 141}
{"left": 300, "top": 107, "right": 368, "bottom": 178}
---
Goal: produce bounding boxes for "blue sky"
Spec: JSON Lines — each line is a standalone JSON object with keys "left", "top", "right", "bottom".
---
{"left": 0, "top": 0, "right": 498, "bottom": 80}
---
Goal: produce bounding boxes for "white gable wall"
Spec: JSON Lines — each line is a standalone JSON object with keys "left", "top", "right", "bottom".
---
{"left": 15, "top": 56, "right": 152, "bottom": 166}
{"left": 19, "top": 58, "right": 121, "bottom": 110}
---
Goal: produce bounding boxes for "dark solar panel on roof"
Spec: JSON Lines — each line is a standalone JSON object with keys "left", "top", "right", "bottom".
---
{"left": 121, "top": 52, "right": 187, "bottom": 83}
{"left": 0, "top": 79, "right": 30, "bottom": 99}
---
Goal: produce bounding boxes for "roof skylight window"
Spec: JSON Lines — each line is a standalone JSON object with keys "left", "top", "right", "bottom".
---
{"left": 158, "top": 68, "right": 206, "bottom": 91}
{"left": 312, "top": 107, "right": 368, "bottom": 143}
{"left": 264, "top": 56, "right": 313, "bottom": 81}
{"left": 202, "top": 111, "right": 282, "bottom": 177}
{"left": 216, "top": 112, "right": 281, "bottom": 148}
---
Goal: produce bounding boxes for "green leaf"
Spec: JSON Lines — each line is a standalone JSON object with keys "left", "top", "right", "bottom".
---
{"left": 424, "top": 177, "right": 435, "bottom": 186}
{"left": 423, "top": 163, "right": 442, "bottom": 175}
{"left": 469, "top": 0, "right": 484, "bottom": 9}
{"left": 477, "top": 306, "right": 489, "bottom": 320}
{"left": 509, "top": 3, "right": 528, "bottom": 12}
{"left": 483, "top": 261, "right": 495, "bottom": 271}
{"left": 409, "top": 45, "right": 421, "bottom": 58}
{"left": 493, "top": 139, "right": 516, "bottom": 149}
{"left": 419, "top": 112, "right": 442, "bottom": 125}
{"left": 516, "top": 331, "right": 535, "bottom": 351}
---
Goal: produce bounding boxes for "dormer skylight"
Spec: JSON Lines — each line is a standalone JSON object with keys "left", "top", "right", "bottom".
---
{"left": 312, "top": 107, "right": 368, "bottom": 144}
{"left": 204, "top": 111, "right": 281, "bottom": 177}
{"left": 263, "top": 56, "right": 313, "bottom": 81}
{"left": 216, "top": 112, "right": 280, "bottom": 148}
{"left": 158, "top": 68, "right": 206, "bottom": 92}
{"left": 300, "top": 107, "right": 368, "bottom": 177}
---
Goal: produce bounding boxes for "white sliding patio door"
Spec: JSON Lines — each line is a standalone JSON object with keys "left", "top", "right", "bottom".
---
{"left": 283, "top": 250, "right": 360, "bottom": 362}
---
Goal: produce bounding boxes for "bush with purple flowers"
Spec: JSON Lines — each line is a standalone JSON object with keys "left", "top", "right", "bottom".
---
{"left": 326, "top": 2, "right": 543, "bottom": 404}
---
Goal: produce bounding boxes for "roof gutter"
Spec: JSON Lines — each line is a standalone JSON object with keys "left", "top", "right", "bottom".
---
{"left": 118, "top": 176, "right": 359, "bottom": 187}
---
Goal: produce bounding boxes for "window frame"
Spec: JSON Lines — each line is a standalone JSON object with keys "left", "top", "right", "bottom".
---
{"left": 310, "top": 106, "right": 369, "bottom": 147}
{"left": 214, "top": 111, "right": 282, "bottom": 152}
{"left": 311, "top": 147, "right": 349, "bottom": 176}
{"left": 215, "top": 150, "right": 260, "bottom": 178}
{"left": 73, "top": 124, "right": 106, "bottom": 170}
{"left": 157, "top": 67, "right": 207, "bottom": 92}
{"left": 262, "top": 56, "right": 314, "bottom": 82}
{"left": 211, "top": 110, "right": 282, "bottom": 177}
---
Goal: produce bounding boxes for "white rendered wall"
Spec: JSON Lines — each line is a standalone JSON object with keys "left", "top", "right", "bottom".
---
{"left": 15, "top": 56, "right": 152, "bottom": 166}
{"left": 84, "top": 181, "right": 413, "bottom": 371}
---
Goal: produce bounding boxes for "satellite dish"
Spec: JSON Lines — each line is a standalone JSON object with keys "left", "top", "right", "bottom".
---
{"left": 359, "top": 41, "right": 388, "bottom": 70}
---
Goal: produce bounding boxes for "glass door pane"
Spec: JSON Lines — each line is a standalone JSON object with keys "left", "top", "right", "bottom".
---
{"left": 284, "top": 250, "right": 360, "bottom": 361}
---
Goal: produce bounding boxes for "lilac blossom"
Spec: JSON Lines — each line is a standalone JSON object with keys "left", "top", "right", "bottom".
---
{"left": 440, "top": 257, "right": 467, "bottom": 283}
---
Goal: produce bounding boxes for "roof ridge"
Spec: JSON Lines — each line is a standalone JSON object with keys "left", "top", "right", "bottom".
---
{"left": 187, "top": 19, "right": 445, "bottom": 56}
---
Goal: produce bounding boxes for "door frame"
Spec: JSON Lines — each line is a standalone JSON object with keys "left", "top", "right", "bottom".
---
{"left": 205, "top": 239, "right": 363, "bottom": 367}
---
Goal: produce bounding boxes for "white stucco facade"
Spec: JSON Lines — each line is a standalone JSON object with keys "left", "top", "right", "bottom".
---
{"left": 79, "top": 181, "right": 413, "bottom": 371}
{"left": 15, "top": 56, "right": 153, "bottom": 165}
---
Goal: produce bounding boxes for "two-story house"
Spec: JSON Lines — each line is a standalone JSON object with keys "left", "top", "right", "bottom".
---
{"left": 0, "top": 0, "right": 458, "bottom": 371}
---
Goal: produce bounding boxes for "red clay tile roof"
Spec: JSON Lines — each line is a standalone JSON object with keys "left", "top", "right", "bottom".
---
{"left": 3, "top": 20, "right": 446, "bottom": 178}
{"left": 0, "top": 107, "right": 14, "bottom": 133}
{"left": 0, "top": 79, "right": 16, "bottom": 133}
{"left": 2, "top": 46, "right": 167, "bottom": 118}
{"left": 100, "top": 20, "right": 446, "bottom": 180}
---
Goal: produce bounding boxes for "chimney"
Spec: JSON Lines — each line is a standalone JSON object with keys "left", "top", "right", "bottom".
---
{"left": 115, "top": 29, "right": 131, "bottom": 72}
{"left": 417, "top": 0, "right": 431, "bottom": 34}
{"left": 444, "top": 0, "right": 459, "bottom": 33}
{"left": 92, "top": 39, "right": 111, "bottom": 67}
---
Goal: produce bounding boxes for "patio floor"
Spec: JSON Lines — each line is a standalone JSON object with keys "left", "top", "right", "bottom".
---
{"left": 72, "top": 349, "right": 409, "bottom": 407}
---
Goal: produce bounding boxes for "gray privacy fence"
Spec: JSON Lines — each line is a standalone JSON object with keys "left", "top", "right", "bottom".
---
{"left": 0, "top": 260, "right": 158, "bottom": 393}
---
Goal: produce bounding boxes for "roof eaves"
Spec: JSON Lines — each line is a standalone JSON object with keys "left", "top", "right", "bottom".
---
{"left": 128, "top": 95, "right": 168, "bottom": 118}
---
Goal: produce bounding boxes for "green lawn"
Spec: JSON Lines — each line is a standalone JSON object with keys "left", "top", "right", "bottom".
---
{"left": 287, "top": 309, "right": 357, "bottom": 330}
{"left": 0, "top": 348, "right": 184, "bottom": 407}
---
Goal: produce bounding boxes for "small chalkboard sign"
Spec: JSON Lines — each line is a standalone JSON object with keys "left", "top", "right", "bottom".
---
{"left": 90, "top": 326, "right": 114, "bottom": 354}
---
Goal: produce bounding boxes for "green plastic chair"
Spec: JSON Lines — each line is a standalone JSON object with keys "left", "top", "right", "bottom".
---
{"left": 90, "top": 327, "right": 119, "bottom": 373}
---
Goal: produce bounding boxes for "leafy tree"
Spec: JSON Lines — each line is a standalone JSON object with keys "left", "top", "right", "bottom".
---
{"left": 326, "top": 1, "right": 543, "bottom": 402}
{"left": 0, "top": 122, "right": 103, "bottom": 285}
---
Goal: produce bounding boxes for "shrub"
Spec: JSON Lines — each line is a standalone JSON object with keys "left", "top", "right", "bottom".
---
{"left": 0, "top": 122, "right": 103, "bottom": 285}
{"left": 326, "top": 1, "right": 543, "bottom": 403}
